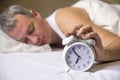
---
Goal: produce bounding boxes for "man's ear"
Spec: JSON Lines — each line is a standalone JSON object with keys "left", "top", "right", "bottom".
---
{"left": 29, "top": 9, "right": 42, "bottom": 19}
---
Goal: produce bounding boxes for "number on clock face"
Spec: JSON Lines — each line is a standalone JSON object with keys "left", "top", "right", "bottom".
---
{"left": 65, "top": 44, "right": 93, "bottom": 71}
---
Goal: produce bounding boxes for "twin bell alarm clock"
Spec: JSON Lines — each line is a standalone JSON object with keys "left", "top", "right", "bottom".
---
{"left": 62, "top": 35, "right": 96, "bottom": 72}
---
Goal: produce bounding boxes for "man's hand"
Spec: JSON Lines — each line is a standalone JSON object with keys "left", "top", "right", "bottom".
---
{"left": 64, "top": 25, "right": 105, "bottom": 62}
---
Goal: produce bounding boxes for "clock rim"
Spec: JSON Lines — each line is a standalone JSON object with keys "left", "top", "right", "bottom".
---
{"left": 63, "top": 42, "right": 95, "bottom": 72}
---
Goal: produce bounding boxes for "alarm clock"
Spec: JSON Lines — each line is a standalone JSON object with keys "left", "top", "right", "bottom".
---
{"left": 62, "top": 35, "right": 96, "bottom": 72}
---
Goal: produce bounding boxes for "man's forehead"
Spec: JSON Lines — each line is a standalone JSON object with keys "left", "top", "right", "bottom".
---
{"left": 6, "top": 15, "right": 29, "bottom": 41}
{"left": 5, "top": 25, "right": 26, "bottom": 41}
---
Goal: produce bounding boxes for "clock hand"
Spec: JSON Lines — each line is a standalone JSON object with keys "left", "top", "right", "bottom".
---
{"left": 75, "top": 58, "right": 79, "bottom": 64}
{"left": 72, "top": 48, "right": 81, "bottom": 59}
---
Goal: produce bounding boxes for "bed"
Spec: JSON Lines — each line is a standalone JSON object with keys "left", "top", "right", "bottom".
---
{"left": 0, "top": 0, "right": 120, "bottom": 80}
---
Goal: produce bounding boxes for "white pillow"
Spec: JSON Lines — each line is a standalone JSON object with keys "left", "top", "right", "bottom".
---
{"left": 0, "top": 29, "right": 52, "bottom": 53}
{"left": 72, "top": 0, "right": 120, "bottom": 36}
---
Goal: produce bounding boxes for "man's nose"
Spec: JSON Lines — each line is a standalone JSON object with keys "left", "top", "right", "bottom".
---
{"left": 28, "top": 35, "right": 38, "bottom": 45}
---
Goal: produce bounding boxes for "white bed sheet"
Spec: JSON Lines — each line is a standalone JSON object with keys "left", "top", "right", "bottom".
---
{"left": 0, "top": 50, "right": 120, "bottom": 80}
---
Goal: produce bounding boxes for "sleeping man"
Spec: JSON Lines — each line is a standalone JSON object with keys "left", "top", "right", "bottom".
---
{"left": 0, "top": 1, "right": 120, "bottom": 63}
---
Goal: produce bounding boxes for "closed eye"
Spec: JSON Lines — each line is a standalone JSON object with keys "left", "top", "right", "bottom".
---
{"left": 27, "top": 22, "right": 35, "bottom": 35}
{"left": 20, "top": 22, "right": 34, "bottom": 44}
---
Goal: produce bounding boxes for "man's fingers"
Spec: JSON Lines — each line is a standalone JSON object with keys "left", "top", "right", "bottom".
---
{"left": 77, "top": 25, "right": 93, "bottom": 36}
{"left": 64, "top": 25, "right": 83, "bottom": 36}
{"left": 82, "top": 32, "right": 100, "bottom": 40}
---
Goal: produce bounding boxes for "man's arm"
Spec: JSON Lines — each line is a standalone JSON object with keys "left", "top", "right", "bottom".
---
{"left": 55, "top": 7, "right": 120, "bottom": 62}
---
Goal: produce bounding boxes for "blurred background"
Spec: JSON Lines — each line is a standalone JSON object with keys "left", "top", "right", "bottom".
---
{"left": 0, "top": 0, "right": 120, "bottom": 18}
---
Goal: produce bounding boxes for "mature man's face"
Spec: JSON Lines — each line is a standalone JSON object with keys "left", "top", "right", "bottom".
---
{"left": 5, "top": 14, "right": 52, "bottom": 46}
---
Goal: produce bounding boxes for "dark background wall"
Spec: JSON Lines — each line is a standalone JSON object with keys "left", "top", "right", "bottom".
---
{"left": 0, "top": 0, "right": 120, "bottom": 18}
{"left": 0, "top": 0, "right": 79, "bottom": 18}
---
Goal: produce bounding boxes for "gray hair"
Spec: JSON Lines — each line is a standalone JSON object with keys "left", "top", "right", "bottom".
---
{"left": 0, "top": 5, "right": 34, "bottom": 31}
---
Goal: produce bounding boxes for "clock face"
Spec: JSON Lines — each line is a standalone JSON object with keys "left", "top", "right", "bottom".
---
{"left": 65, "top": 42, "right": 95, "bottom": 71}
